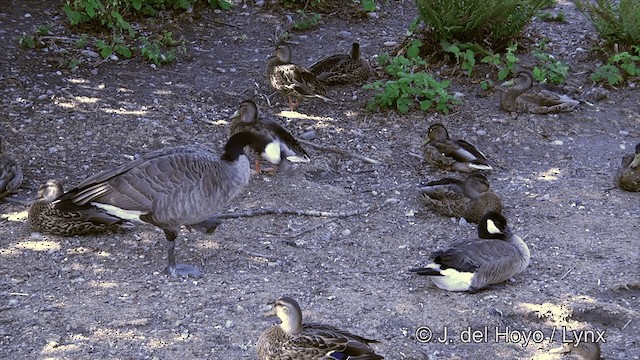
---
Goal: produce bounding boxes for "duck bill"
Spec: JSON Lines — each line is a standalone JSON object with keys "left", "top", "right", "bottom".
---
{"left": 631, "top": 153, "right": 640, "bottom": 168}
{"left": 229, "top": 110, "right": 240, "bottom": 121}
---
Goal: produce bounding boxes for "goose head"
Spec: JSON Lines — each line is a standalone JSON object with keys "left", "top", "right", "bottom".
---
{"left": 423, "top": 123, "right": 449, "bottom": 146}
{"left": 271, "top": 297, "right": 303, "bottom": 335}
{"left": 478, "top": 211, "right": 510, "bottom": 239}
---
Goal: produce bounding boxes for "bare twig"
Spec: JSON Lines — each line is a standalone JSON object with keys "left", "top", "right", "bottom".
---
{"left": 297, "top": 139, "right": 381, "bottom": 165}
{"left": 621, "top": 319, "right": 632, "bottom": 331}
{"left": 560, "top": 268, "right": 573, "bottom": 280}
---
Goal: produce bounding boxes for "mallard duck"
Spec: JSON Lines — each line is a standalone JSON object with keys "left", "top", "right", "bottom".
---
{"left": 308, "top": 42, "right": 371, "bottom": 85}
{"left": 0, "top": 140, "right": 23, "bottom": 200}
{"left": 229, "top": 99, "right": 310, "bottom": 173}
{"left": 257, "top": 297, "right": 384, "bottom": 360}
{"left": 419, "top": 172, "right": 502, "bottom": 223}
{"left": 266, "top": 44, "right": 331, "bottom": 111}
{"left": 56, "top": 130, "right": 274, "bottom": 277}
{"left": 617, "top": 142, "right": 640, "bottom": 192}
{"left": 28, "top": 179, "right": 126, "bottom": 235}
{"left": 500, "top": 71, "right": 579, "bottom": 114}
{"left": 422, "top": 123, "right": 492, "bottom": 172}
{"left": 410, "top": 211, "right": 530, "bottom": 293}
{"left": 548, "top": 340, "right": 601, "bottom": 360}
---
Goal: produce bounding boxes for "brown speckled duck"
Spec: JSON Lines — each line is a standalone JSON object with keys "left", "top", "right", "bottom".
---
{"left": 0, "top": 140, "right": 23, "bottom": 200}
{"left": 266, "top": 44, "right": 331, "bottom": 111}
{"left": 308, "top": 42, "right": 371, "bottom": 85}
{"left": 410, "top": 212, "right": 530, "bottom": 293}
{"left": 257, "top": 297, "right": 384, "bottom": 360}
{"left": 229, "top": 99, "right": 310, "bottom": 173}
{"left": 500, "top": 71, "right": 579, "bottom": 114}
{"left": 419, "top": 172, "right": 502, "bottom": 223}
{"left": 28, "top": 179, "right": 126, "bottom": 236}
{"left": 423, "top": 123, "right": 492, "bottom": 172}
{"left": 617, "top": 142, "right": 640, "bottom": 192}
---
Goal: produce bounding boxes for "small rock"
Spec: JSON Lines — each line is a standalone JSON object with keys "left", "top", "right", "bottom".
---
{"left": 476, "top": 129, "right": 487, "bottom": 136}
{"left": 536, "top": 194, "right": 550, "bottom": 201}
{"left": 215, "top": 67, "right": 226, "bottom": 73}
{"left": 301, "top": 130, "right": 316, "bottom": 140}
{"left": 82, "top": 50, "right": 100, "bottom": 58}
{"left": 551, "top": 140, "right": 564, "bottom": 146}
{"left": 37, "top": 94, "right": 48, "bottom": 101}
{"left": 48, "top": 146, "right": 57, "bottom": 153}
{"left": 383, "top": 41, "right": 397, "bottom": 47}
{"left": 225, "top": 320, "right": 233, "bottom": 328}
{"left": 341, "top": 229, "right": 351, "bottom": 236}
{"left": 337, "top": 31, "right": 351, "bottom": 38}
{"left": 367, "top": 12, "right": 378, "bottom": 19}
{"left": 255, "top": 0, "right": 264, "bottom": 6}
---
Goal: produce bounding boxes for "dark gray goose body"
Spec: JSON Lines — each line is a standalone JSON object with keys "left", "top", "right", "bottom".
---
{"left": 57, "top": 131, "right": 271, "bottom": 277}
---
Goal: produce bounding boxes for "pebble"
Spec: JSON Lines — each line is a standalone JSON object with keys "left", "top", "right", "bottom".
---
{"left": 341, "top": 229, "right": 351, "bottom": 236}
{"left": 255, "top": 0, "right": 264, "bottom": 6}
{"left": 82, "top": 50, "right": 100, "bottom": 58}
{"left": 383, "top": 41, "right": 397, "bottom": 47}
{"left": 37, "top": 94, "right": 48, "bottom": 101}
{"left": 337, "top": 31, "right": 351, "bottom": 38}
{"left": 367, "top": 12, "right": 379, "bottom": 19}
{"left": 225, "top": 320, "right": 233, "bottom": 328}
{"left": 476, "top": 129, "right": 487, "bottom": 136}
{"left": 551, "top": 140, "right": 564, "bottom": 146}
{"left": 536, "top": 194, "right": 550, "bottom": 201}
{"left": 301, "top": 130, "right": 316, "bottom": 140}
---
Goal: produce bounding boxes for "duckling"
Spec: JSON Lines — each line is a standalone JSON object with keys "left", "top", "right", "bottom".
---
{"left": 0, "top": 140, "right": 23, "bottom": 200}
{"left": 410, "top": 211, "right": 530, "bottom": 293}
{"left": 229, "top": 99, "right": 310, "bottom": 173}
{"left": 422, "top": 123, "right": 492, "bottom": 172}
{"left": 56, "top": 130, "right": 274, "bottom": 277}
{"left": 617, "top": 142, "right": 640, "bottom": 192}
{"left": 266, "top": 44, "right": 331, "bottom": 111}
{"left": 28, "top": 179, "right": 126, "bottom": 236}
{"left": 257, "top": 297, "right": 384, "bottom": 360}
{"left": 419, "top": 173, "right": 502, "bottom": 223}
{"left": 308, "top": 42, "right": 371, "bottom": 85}
{"left": 500, "top": 71, "right": 579, "bottom": 114}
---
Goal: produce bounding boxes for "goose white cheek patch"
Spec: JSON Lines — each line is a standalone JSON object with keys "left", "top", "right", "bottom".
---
{"left": 486, "top": 219, "right": 502, "bottom": 234}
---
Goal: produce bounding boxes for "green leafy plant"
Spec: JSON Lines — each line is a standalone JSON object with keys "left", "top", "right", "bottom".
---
{"left": 18, "top": 34, "right": 37, "bottom": 48}
{"left": 592, "top": 64, "right": 624, "bottom": 86}
{"left": 362, "top": 0, "right": 376, "bottom": 12}
{"left": 575, "top": 0, "right": 640, "bottom": 47}
{"left": 480, "top": 42, "right": 519, "bottom": 80}
{"left": 443, "top": 43, "right": 477, "bottom": 76}
{"left": 538, "top": 10, "right": 565, "bottom": 22}
{"left": 592, "top": 46, "right": 640, "bottom": 86}
{"left": 532, "top": 41, "right": 569, "bottom": 84}
{"left": 364, "top": 40, "right": 460, "bottom": 114}
{"left": 292, "top": 10, "right": 322, "bottom": 31}
{"left": 140, "top": 31, "right": 183, "bottom": 65}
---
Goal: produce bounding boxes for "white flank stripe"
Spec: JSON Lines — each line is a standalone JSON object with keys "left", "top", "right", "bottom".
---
{"left": 430, "top": 268, "right": 474, "bottom": 291}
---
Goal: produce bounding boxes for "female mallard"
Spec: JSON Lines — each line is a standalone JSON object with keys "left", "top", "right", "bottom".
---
{"left": 28, "top": 179, "right": 126, "bottom": 235}
{"left": 423, "top": 123, "right": 492, "bottom": 172}
{"left": 257, "top": 297, "right": 384, "bottom": 360}
{"left": 55, "top": 130, "right": 274, "bottom": 277}
{"left": 500, "top": 71, "right": 579, "bottom": 114}
{"left": 0, "top": 140, "right": 23, "bottom": 200}
{"left": 419, "top": 172, "right": 502, "bottom": 223}
{"left": 229, "top": 99, "right": 310, "bottom": 173}
{"left": 617, "top": 142, "right": 640, "bottom": 192}
{"left": 410, "top": 211, "right": 530, "bottom": 293}
{"left": 266, "top": 44, "right": 331, "bottom": 111}
{"left": 308, "top": 42, "right": 371, "bottom": 85}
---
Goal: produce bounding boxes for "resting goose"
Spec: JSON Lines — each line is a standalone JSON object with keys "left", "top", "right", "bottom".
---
{"left": 28, "top": 179, "right": 126, "bottom": 235}
{"left": 308, "top": 42, "right": 371, "bottom": 85}
{"left": 410, "top": 212, "right": 530, "bottom": 292}
{"left": 419, "top": 172, "right": 503, "bottom": 223}
{"left": 266, "top": 44, "right": 331, "bottom": 111}
{"left": 257, "top": 297, "right": 384, "bottom": 360}
{"left": 229, "top": 99, "right": 310, "bottom": 173}
{"left": 56, "top": 130, "right": 272, "bottom": 277}
{"left": 422, "top": 123, "right": 492, "bottom": 172}
{"left": 617, "top": 142, "right": 640, "bottom": 192}
{"left": 0, "top": 140, "right": 23, "bottom": 200}
{"left": 500, "top": 71, "right": 579, "bottom": 114}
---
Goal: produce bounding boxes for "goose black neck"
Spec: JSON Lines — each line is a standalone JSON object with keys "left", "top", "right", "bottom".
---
{"left": 222, "top": 131, "right": 268, "bottom": 162}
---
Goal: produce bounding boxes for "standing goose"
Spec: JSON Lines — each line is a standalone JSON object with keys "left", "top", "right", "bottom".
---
{"left": 617, "top": 142, "right": 640, "bottom": 192}
{"left": 308, "top": 42, "right": 371, "bottom": 85}
{"left": 410, "top": 212, "right": 530, "bottom": 293}
{"left": 229, "top": 99, "right": 310, "bottom": 173}
{"left": 0, "top": 139, "right": 23, "bottom": 200}
{"left": 56, "top": 131, "right": 272, "bottom": 277}
{"left": 419, "top": 172, "right": 503, "bottom": 223}
{"left": 422, "top": 123, "right": 492, "bottom": 172}
{"left": 28, "top": 179, "right": 126, "bottom": 235}
{"left": 257, "top": 297, "right": 384, "bottom": 360}
{"left": 500, "top": 71, "right": 579, "bottom": 114}
{"left": 266, "top": 44, "right": 331, "bottom": 111}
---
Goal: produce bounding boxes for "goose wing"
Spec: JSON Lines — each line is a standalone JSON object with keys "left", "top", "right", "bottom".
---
{"left": 432, "top": 238, "right": 514, "bottom": 273}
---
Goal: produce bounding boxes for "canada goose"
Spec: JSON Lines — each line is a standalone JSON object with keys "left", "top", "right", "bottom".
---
{"left": 266, "top": 44, "right": 331, "bottom": 111}
{"left": 422, "top": 123, "right": 492, "bottom": 172}
{"left": 229, "top": 99, "right": 310, "bottom": 173}
{"left": 617, "top": 142, "right": 640, "bottom": 192}
{"left": 28, "top": 179, "right": 126, "bottom": 236}
{"left": 419, "top": 172, "right": 503, "bottom": 223}
{"left": 500, "top": 71, "right": 579, "bottom": 114}
{"left": 0, "top": 140, "right": 23, "bottom": 200}
{"left": 257, "top": 297, "right": 384, "bottom": 360}
{"left": 56, "top": 130, "right": 273, "bottom": 277}
{"left": 410, "top": 212, "right": 530, "bottom": 292}
{"left": 308, "top": 42, "right": 371, "bottom": 85}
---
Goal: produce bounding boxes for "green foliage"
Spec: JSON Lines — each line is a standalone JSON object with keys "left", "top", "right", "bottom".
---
{"left": 140, "top": 31, "right": 183, "bottom": 65}
{"left": 18, "top": 34, "right": 37, "bottom": 48}
{"left": 292, "top": 10, "right": 322, "bottom": 30}
{"left": 592, "top": 64, "right": 624, "bottom": 86}
{"left": 575, "top": 0, "right": 640, "bottom": 46}
{"left": 480, "top": 42, "right": 519, "bottom": 80}
{"left": 441, "top": 42, "right": 492, "bottom": 76}
{"left": 531, "top": 41, "right": 569, "bottom": 84}
{"left": 538, "top": 10, "right": 565, "bottom": 22}
{"left": 362, "top": 0, "right": 377, "bottom": 12}
{"left": 592, "top": 46, "right": 640, "bottom": 86}
{"left": 414, "top": 0, "right": 554, "bottom": 50}
{"left": 364, "top": 40, "right": 460, "bottom": 114}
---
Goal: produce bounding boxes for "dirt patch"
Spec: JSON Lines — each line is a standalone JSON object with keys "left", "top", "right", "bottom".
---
{"left": 1, "top": 1, "right": 639, "bottom": 359}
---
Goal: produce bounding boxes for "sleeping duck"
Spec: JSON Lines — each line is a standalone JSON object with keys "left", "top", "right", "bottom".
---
{"left": 266, "top": 44, "right": 331, "bottom": 111}
{"left": 410, "top": 211, "right": 530, "bottom": 293}
{"left": 308, "top": 42, "right": 371, "bottom": 85}
{"left": 617, "top": 142, "right": 640, "bottom": 192}
{"left": 419, "top": 172, "right": 503, "bottom": 223}
{"left": 500, "top": 71, "right": 579, "bottom": 114}
{"left": 257, "top": 297, "right": 384, "bottom": 360}
{"left": 423, "top": 123, "right": 492, "bottom": 172}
